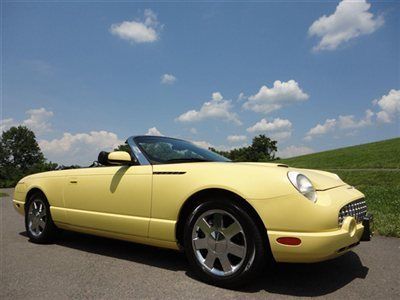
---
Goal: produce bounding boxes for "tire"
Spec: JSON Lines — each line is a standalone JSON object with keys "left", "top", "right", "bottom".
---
{"left": 25, "top": 192, "right": 58, "bottom": 243}
{"left": 183, "top": 197, "right": 267, "bottom": 288}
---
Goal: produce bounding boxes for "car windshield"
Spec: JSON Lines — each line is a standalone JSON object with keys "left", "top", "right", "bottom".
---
{"left": 134, "top": 136, "right": 230, "bottom": 164}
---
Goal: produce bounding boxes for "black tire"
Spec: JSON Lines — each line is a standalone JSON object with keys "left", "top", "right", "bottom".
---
{"left": 183, "top": 197, "right": 267, "bottom": 288}
{"left": 25, "top": 192, "right": 58, "bottom": 243}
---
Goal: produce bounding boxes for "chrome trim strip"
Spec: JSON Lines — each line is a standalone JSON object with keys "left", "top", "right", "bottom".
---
{"left": 126, "top": 136, "right": 151, "bottom": 165}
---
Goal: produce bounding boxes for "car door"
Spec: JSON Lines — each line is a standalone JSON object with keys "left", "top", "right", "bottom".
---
{"left": 63, "top": 164, "right": 152, "bottom": 237}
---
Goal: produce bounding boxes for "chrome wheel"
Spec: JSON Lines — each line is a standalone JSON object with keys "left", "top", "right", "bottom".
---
{"left": 191, "top": 209, "right": 247, "bottom": 277}
{"left": 27, "top": 199, "right": 47, "bottom": 237}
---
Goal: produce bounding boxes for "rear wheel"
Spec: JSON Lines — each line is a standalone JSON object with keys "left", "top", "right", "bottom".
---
{"left": 25, "top": 193, "right": 58, "bottom": 243}
{"left": 183, "top": 197, "right": 267, "bottom": 287}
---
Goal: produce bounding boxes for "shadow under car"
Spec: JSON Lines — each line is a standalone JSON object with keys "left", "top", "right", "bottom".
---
{"left": 20, "top": 230, "right": 369, "bottom": 296}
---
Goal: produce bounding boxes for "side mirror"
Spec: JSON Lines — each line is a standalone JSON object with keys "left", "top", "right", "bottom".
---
{"left": 107, "top": 151, "right": 132, "bottom": 165}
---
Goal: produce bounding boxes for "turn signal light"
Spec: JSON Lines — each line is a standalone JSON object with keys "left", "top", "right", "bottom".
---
{"left": 277, "top": 237, "right": 302, "bottom": 246}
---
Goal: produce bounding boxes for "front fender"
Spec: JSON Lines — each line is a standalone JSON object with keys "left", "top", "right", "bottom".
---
{"left": 249, "top": 184, "right": 365, "bottom": 233}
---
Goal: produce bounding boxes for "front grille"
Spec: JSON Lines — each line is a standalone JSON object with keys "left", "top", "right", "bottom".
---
{"left": 338, "top": 199, "right": 367, "bottom": 226}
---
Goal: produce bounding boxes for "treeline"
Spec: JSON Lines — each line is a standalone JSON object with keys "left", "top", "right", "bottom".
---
{"left": 0, "top": 126, "right": 58, "bottom": 188}
{"left": 210, "top": 135, "right": 278, "bottom": 162}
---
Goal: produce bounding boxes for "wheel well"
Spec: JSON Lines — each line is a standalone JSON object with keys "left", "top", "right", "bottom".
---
{"left": 25, "top": 188, "right": 47, "bottom": 209}
{"left": 175, "top": 188, "right": 272, "bottom": 255}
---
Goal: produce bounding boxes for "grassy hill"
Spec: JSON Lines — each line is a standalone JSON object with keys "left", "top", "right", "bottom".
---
{"left": 280, "top": 138, "right": 400, "bottom": 169}
{"left": 280, "top": 138, "right": 400, "bottom": 238}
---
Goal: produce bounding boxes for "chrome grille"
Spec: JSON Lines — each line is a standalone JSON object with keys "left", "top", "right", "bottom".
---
{"left": 338, "top": 199, "right": 367, "bottom": 226}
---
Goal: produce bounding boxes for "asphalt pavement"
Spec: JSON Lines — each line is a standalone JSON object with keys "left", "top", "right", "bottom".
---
{"left": 1, "top": 188, "right": 399, "bottom": 299}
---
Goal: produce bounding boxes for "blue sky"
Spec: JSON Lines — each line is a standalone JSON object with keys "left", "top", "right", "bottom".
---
{"left": 2, "top": 0, "right": 399, "bottom": 165}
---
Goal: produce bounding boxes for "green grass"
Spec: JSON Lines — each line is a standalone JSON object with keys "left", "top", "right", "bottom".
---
{"left": 279, "top": 138, "right": 400, "bottom": 237}
{"left": 0, "top": 192, "right": 9, "bottom": 197}
{"left": 280, "top": 138, "right": 400, "bottom": 169}
{"left": 335, "top": 171, "right": 400, "bottom": 237}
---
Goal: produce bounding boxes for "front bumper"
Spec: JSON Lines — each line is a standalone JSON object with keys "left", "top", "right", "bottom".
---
{"left": 267, "top": 215, "right": 371, "bottom": 263}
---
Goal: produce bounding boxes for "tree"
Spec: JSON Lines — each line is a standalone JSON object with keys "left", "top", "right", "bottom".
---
{"left": 0, "top": 126, "right": 57, "bottom": 187}
{"left": 210, "top": 135, "right": 278, "bottom": 162}
{"left": 250, "top": 134, "right": 278, "bottom": 161}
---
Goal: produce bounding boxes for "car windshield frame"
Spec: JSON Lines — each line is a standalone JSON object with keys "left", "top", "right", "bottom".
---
{"left": 129, "top": 136, "right": 230, "bottom": 165}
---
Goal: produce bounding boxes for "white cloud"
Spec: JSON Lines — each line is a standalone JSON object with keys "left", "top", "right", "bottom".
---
{"left": 338, "top": 109, "right": 374, "bottom": 129}
{"left": 110, "top": 9, "right": 161, "bottom": 43}
{"left": 304, "top": 89, "right": 399, "bottom": 140}
{"left": 39, "top": 131, "right": 123, "bottom": 165}
{"left": 305, "top": 109, "right": 374, "bottom": 140}
{"left": 0, "top": 118, "right": 17, "bottom": 132}
{"left": 373, "top": 89, "right": 400, "bottom": 123}
{"left": 237, "top": 92, "right": 246, "bottom": 102}
{"left": 243, "top": 80, "right": 309, "bottom": 114}
{"left": 22, "top": 108, "right": 53, "bottom": 134}
{"left": 161, "top": 73, "right": 177, "bottom": 85}
{"left": 189, "top": 128, "right": 198, "bottom": 134}
{"left": 212, "top": 92, "right": 223, "bottom": 101}
{"left": 2, "top": 108, "right": 132, "bottom": 165}
{"left": 191, "top": 138, "right": 249, "bottom": 152}
{"left": 0, "top": 107, "right": 53, "bottom": 135}
{"left": 309, "top": 0, "right": 384, "bottom": 51}
{"left": 227, "top": 135, "right": 247, "bottom": 143}
{"left": 270, "top": 131, "right": 292, "bottom": 141}
{"left": 278, "top": 145, "right": 315, "bottom": 158}
{"left": 247, "top": 118, "right": 292, "bottom": 141}
{"left": 376, "top": 111, "right": 392, "bottom": 124}
{"left": 176, "top": 92, "right": 241, "bottom": 125}
{"left": 306, "top": 118, "right": 337, "bottom": 140}
{"left": 191, "top": 140, "right": 213, "bottom": 149}
{"left": 190, "top": 138, "right": 250, "bottom": 153}
{"left": 190, "top": 140, "right": 243, "bottom": 152}
{"left": 247, "top": 118, "right": 292, "bottom": 133}
{"left": 145, "top": 127, "right": 164, "bottom": 136}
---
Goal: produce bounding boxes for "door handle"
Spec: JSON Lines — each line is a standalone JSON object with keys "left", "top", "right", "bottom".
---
{"left": 69, "top": 178, "right": 78, "bottom": 184}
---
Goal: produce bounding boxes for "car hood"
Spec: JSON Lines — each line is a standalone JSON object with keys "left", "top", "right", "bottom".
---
{"left": 236, "top": 162, "right": 346, "bottom": 191}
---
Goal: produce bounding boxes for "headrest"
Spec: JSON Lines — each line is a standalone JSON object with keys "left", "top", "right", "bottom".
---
{"left": 98, "top": 151, "right": 110, "bottom": 166}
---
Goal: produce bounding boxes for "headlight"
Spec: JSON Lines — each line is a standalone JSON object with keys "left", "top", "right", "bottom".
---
{"left": 287, "top": 172, "right": 317, "bottom": 203}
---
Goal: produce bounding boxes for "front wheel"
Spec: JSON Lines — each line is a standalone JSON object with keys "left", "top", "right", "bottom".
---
{"left": 183, "top": 198, "right": 267, "bottom": 287}
{"left": 25, "top": 193, "right": 58, "bottom": 243}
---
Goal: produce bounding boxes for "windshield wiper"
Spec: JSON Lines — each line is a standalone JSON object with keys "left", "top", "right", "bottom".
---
{"left": 164, "top": 158, "right": 212, "bottom": 163}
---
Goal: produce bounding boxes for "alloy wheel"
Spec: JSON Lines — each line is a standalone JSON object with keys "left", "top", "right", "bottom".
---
{"left": 27, "top": 199, "right": 47, "bottom": 237}
{"left": 191, "top": 209, "right": 247, "bottom": 277}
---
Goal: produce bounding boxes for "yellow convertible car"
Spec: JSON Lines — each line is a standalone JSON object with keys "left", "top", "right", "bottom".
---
{"left": 13, "top": 135, "right": 372, "bottom": 287}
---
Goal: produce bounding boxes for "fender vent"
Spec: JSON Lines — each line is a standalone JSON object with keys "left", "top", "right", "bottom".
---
{"left": 153, "top": 171, "right": 186, "bottom": 175}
